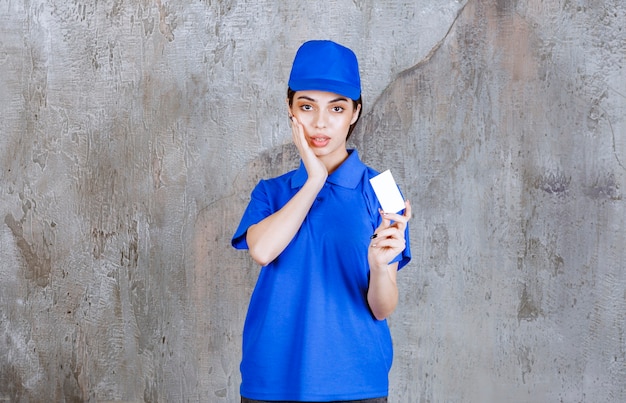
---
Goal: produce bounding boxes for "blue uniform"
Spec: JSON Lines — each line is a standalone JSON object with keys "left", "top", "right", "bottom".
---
{"left": 232, "top": 149, "right": 411, "bottom": 401}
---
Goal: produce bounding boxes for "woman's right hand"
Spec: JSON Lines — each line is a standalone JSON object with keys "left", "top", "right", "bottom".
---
{"left": 246, "top": 116, "right": 327, "bottom": 266}
{"left": 290, "top": 116, "right": 328, "bottom": 183}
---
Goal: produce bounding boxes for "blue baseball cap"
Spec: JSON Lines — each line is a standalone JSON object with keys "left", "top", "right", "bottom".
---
{"left": 288, "top": 40, "right": 361, "bottom": 100}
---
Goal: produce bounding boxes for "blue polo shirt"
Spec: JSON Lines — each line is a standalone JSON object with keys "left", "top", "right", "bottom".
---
{"left": 232, "top": 149, "right": 411, "bottom": 401}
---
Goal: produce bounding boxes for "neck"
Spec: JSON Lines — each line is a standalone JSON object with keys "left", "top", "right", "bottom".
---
{"left": 321, "top": 148, "right": 350, "bottom": 174}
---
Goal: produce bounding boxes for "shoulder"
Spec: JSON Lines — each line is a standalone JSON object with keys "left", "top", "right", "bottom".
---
{"left": 364, "top": 165, "right": 381, "bottom": 180}
{"left": 250, "top": 169, "right": 300, "bottom": 203}
{"left": 256, "top": 169, "right": 298, "bottom": 188}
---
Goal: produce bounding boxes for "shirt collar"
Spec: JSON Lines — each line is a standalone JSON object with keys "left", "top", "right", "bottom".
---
{"left": 291, "top": 149, "right": 366, "bottom": 189}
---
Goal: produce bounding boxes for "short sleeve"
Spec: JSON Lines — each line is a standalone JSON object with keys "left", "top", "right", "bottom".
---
{"left": 394, "top": 222, "right": 411, "bottom": 270}
{"left": 368, "top": 180, "right": 411, "bottom": 271}
{"left": 231, "top": 181, "right": 272, "bottom": 250}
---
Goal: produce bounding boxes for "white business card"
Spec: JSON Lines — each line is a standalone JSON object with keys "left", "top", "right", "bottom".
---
{"left": 369, "top": 169, "right": 405, "bottom": 213}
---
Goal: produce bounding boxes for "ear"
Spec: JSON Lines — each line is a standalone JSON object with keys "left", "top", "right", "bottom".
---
{"left": 286, "top": 98, "right": 293, "bottom": 119}
{"left": 350, "top": 103, "right": 362, "bottom": 125}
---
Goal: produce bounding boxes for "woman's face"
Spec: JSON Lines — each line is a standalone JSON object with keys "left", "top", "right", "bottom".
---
{"left": 287, "top": 90, "right": 361, "bottom": 166}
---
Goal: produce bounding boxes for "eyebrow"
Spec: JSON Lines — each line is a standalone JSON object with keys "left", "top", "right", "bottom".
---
{"left": 296, "top": 95, "right": 350, "bottom": 103}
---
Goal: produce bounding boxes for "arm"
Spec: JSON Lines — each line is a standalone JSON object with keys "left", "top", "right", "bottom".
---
{"left": 367, "top": 262, "right": 399, "bottom": 321}
{"left": 246, "top": 178, "right": 323, "bottom": 266}
{"left": 246, "top": 116, "right": 327, "bottom": 266}
{"left": 367, "top": 200, "right": 412, "bottom": 320}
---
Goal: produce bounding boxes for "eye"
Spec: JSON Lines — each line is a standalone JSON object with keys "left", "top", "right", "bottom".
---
{"left": 300, "top": 104, "right": 313, "bottom": 111}
{"left": 331, "top": 106, "right": 344, "bottom": 112}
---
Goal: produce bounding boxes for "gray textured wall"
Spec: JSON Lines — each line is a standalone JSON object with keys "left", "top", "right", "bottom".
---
{"left": 1, "top": 0, "right": 625, "bottom": 402}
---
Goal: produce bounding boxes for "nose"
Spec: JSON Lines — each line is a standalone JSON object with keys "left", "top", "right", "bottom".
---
{"left": 313, "top": 109, "right": 327, "bottom": 128}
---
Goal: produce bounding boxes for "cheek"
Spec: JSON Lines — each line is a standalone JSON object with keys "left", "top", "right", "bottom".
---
{"left": 334, "top": 114, "right": 354, "bottom": 128}
{"left": 291, "top": 113, "right": 313, "bottom": 134}
{"left": 291, "top": 111, "right": 304, "bottom": 126}
{"left": 293, "top": 111, "right": 315, "bottom": 127}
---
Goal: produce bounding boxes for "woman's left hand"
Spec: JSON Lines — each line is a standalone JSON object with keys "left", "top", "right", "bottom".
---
{"left": 368, "top": 200, "right": 412, "bottom": 270}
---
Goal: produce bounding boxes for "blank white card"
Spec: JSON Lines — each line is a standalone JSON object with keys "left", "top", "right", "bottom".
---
{"left": 369, "top": 170, "right": 405, "bottom": 213}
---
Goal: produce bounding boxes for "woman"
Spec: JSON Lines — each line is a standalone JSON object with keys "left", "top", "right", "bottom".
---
{"left": 232, "top": 40, "right": 412, "bottom": 403}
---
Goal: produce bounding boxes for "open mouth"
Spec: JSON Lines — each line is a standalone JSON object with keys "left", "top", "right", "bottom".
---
{"left": 309, "top": 136, "right": 330, "bottom": 147}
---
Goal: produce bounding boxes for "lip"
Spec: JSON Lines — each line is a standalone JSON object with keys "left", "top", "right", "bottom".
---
{"left": 308, "top": 135, "right": 331, "bottom": 148}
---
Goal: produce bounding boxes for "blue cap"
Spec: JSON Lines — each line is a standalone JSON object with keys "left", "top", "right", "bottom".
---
{"left": 288, "top": 40, "right": 361, "bottom": 100}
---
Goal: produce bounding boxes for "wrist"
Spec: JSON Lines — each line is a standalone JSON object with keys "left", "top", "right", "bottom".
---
{"left": 369, "top": 261, "right": 391, "bottom": 274}
{"left": 304, "top": 174, "right": 327, "bottom": 190}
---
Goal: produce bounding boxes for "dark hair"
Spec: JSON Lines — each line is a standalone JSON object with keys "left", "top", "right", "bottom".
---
{"left": 287, "top": 88, "right": 362, "bottom": 140}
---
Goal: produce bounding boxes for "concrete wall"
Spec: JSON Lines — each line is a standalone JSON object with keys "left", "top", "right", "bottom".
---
{"left": 1, "top": 0, "right": 624, "bottom": 402}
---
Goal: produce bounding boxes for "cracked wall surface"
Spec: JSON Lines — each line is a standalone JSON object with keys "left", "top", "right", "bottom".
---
{"left": 1, "top": 0, "right": 625, "bottom": 402}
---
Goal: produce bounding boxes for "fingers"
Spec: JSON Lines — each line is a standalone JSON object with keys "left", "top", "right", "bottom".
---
{"left": 376, "top": 200, "right": 411, "bottom": 232}
{"left": 370, "top": 225, "right": 405, "bottom": 246}
{"left": 368, "top": 225, "right": 406, "bottom": 268}
{"left": 370, "top": 200, "right": 411, "bottom": 246}
{"left": 290, "top": 116, "right": 312, "bottom": 156}
{"left": 290, "top": 116, "right": 311, "bottom": 158}
{"left": 370, "top": 232, "right": 406, "bottom": 249}
{"left": 290, "top": 116, "right": 304, "bottom": 146}
{"left": 381, "top": 200, "right": 411, "bottom": 223}
{"left": 403, "top": 199, "right": 412, "bottom": 220}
